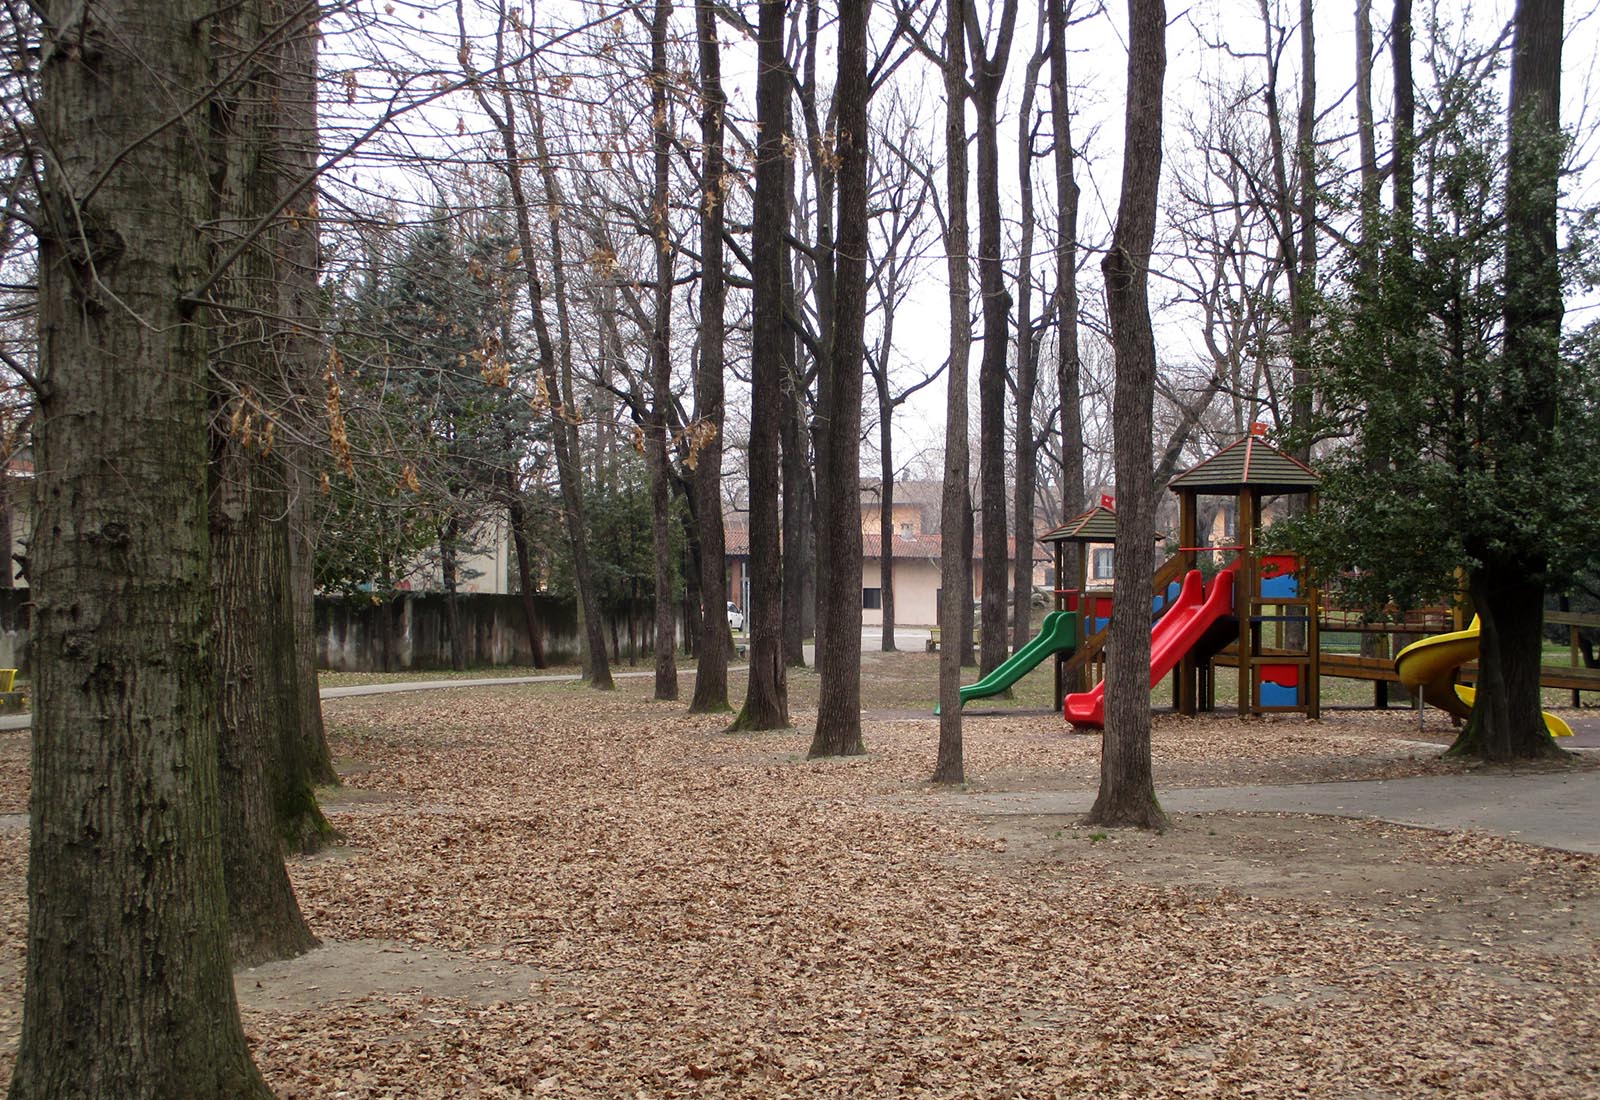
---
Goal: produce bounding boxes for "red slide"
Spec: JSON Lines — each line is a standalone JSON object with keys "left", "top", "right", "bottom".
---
{"left": 1064, "top": 560, "right": 1239, "bottom": 730}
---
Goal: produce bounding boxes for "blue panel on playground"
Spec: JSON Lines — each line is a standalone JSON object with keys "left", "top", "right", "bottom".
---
{"left": 1259, "top": 680, "right": 1301, "bottom": 707}
{"left": 1151, "top": 581, "right": 1181, "bottom": 616}
{"left": 1092, "top": 617, "right": 1110, "bottom": 634}
{"left": 1260, "top": 573, "right": 1299, "bottom": 598}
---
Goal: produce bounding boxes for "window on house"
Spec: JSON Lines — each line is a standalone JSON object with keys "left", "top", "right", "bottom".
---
{"left": 899, "top": 522, "right": 913, "bottom": 538}
{"left": 862, "top": 587, "right": 882, "bottom": 610}
{"left": 1092, "top": 548, "right": 1115, "bottom": 580}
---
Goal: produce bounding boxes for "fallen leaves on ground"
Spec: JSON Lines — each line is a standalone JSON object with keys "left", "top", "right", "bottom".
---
{"left": 0, "top": 685, "right": 1596, "bottom": 1098}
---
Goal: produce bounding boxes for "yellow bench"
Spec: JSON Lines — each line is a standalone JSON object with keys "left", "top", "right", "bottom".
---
{"left": 925, "top": 628, "right": 981, "bottom": 652}
{"left": 0, "top": 669, "right": 14, "bottom": 693}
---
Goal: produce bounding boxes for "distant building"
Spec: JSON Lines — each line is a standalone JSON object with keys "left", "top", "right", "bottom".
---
{"left": 724, "top": 479, "right": 1052, "bottom": 626}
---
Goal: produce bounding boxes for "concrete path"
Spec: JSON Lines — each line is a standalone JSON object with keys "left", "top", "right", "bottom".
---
{"left": 957, "top": 765, "right": 1600, "bottom": 854}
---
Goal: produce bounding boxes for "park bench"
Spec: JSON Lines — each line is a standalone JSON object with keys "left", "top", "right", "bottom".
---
{"left": 925, "top": 627, "right": 981, "bottom": 653}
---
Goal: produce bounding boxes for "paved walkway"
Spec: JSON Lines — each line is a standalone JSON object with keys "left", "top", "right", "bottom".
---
{"left": 957, "top": 765, "right": 1600, "bottom": 854}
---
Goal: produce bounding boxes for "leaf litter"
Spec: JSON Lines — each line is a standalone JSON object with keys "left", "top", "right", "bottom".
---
{"left": 0, "top": 680, "right": 1595, "bottom": 1097}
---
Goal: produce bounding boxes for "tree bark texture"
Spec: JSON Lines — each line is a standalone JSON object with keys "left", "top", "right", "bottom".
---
{"left": 876, "top": 377, "right": 897, "bottom": 652}
{"left": 1048, "top": 0, "right": 1085, "bottom": 594}
{"left": 207, "top": 0, "right": 336, "bottom": 913}
{"left": 1449, "top": 0, "right": 1566, "bottom": 762}
{"left": 781, "top": 260, "right": 815, "bottom": 669}
{"left": 473, "top": 49, "right": 613, "bottom": 689}
{"left": 1289, "top": 0, "right": 1316, "bottom": 454}
{"left": 207, "top": 0, "right": 327, "bottom": 931}
{"left": 278, "top": 0, "right": 339, "bottom": 800}
{"left": 808, "top": 0, "right": 870, "bottom": 759}
{"left": 969, "top": 0, "right": 1019, "bottom": 677}
{"left": 1012, "top": 34, "right": 1045, "bottom": 653}
{"left": 648, "top": 0, "right": 680, "bottom": 701}
{"left": 690, "top": 0, "right": 731, "bottom": 712}
{"left": 731, "top": 0, "right": 790, "bottom": 730}
{"left": 934, "top": 0, "right": 973, "bottom": 784}
{"left": 507, "top": 492, "right": 548, "bottom": 667}
{"left": 13, "top": 1, "right": 275, "bottom": 1095}
{"left": 1392, "top": 0, "right": 1415, "bottom": 245}
{"left": 1088, "top": 0, "right": 1168, "bottom": 831}
{"left": 1451, "top": 566, "right": 1564, "bottom": 760}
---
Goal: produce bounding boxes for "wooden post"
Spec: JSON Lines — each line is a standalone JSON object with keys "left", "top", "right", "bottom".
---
{"left": 1306, "top": 488, "right": 1321, "bottom": 720}
{"left": 1236, "top": 488, "right": 1255, "bottom": 717}
{"left": 1177, "top": 487, "right": 1198, "bottom": 715}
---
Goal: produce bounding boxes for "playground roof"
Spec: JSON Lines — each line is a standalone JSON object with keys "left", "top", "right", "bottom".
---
{"left": 1039, "top": 504, "right": 1119, "bottom": 544}
{"left": 1168, "top": 435, "right": 1321, "bottom": 494}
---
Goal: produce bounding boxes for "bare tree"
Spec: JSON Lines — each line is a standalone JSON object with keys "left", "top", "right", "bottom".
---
{"left": 207, "top": 0, "right": 320, "bottom": 966}
{"left": 689, "top": 0, "right": 732, "bottom": 712}
{"left": 1011, "top": 24, "right": 1047, "bottom": 651}
{"left": 730, "top": 0, "right": 791, "bottom": 730}
{"left": 969, "top": 0, "right": 1020, "bottom": 676}
{"left": 1087, "top": 0, "right": 1167, "bottom": 830}
{"left": 808, "top": 0, "right": 871, "bottom": 759}
{"left": 647, "top": 0, "right": 679, "bottom": 700}
{"left": 868, "top": 106, "right": 942, "bottom": 652}
{"left": 459, "top": 2, "right": 614, "bottom": 689}
{"left": 1047, "top": 0, "right": 1086, "bottom": 601}
{"left": 12, "top": 0, "right": 275, "bottom": 1093}
{"left": 935, "top": 0, "right": 975, "bottom": 783}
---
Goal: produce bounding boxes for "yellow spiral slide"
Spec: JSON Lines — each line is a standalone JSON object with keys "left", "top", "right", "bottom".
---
{"left": 1394, "top": 618, "right": 1573, "bottom": 737}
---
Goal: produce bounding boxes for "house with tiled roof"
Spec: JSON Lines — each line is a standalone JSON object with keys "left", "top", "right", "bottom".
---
{"left": 724, "top": 479, "right": 1050, "bottom": 626}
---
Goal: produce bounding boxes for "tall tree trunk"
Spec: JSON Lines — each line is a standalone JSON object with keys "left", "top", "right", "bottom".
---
{"left": 808, "top": 0, "right": 870, "bottom": 759}
{"left": 206, "top": 0, "right": 319, "bottom": 964}
{"left": 466, "top": 32, "right": 613, "bottom": 689}
{"left": 731, "top": 0, "right": 790, "bottom": 730}
{"left": 1392, "top": 0, "right": 1415, "bottom": 250}
{"left": 648, "top": 0, "right": 679, "bottom": 700}
{"left": 876, "top": 373, "right": 898, "bottom": 651}
{"left": 1354, "top": 0, "right": 1379, "bottom": 254}
{"left": 1048, "top": 0, "right": 1085, "bottom": 597}
{"left": 276, "top": 0, "right": 338, "bottom": 805}
{"left": 1087, "top": 0, "right": 1167, "bottom": 831}
{"left": 440, "top": 519, "right": 466, "bottom": 671}
{"left": 781, "top": 262, "right": 815, "bottom": 668}
{"left": 13, "top": 0, "right": 275, "bottom": 1095}
{"left": 210, "top": 462, "right": 317, "bottom": 966}
{"left": 1288, "top": 0, "right": 1316, "bottom": 456}
{"left": 1012, "top": 34, "right": 1045, "bottom": 652}
{"left": 969, "top": 0, "right": 1020, "bottom": 676}
{"left": 506, "top": 491, "right": 547, "bottom": 666}
{"left": 935, "top": 0, "right": 974, "bottom": 783}
{"left": 1449, "top": 0, "right": 1565, "bottom": 762}
{"left": 690, "top": 0, "right": 731, "bottom": 711}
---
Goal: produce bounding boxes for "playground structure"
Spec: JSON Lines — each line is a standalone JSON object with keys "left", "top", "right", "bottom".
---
{"left": 1395, "top": 619, "right": 1574, "bottom": 738}
{"left": 959, "top": 432, "right": 1599, "bottom": 730}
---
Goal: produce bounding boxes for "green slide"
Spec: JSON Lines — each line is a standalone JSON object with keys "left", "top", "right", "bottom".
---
{"left": 935, "top": 611, "right": 1078, "bottom": 713}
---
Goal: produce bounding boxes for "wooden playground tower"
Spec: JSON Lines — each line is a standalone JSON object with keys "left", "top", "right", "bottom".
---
{"left": 1043, "top": 431, "right": 1324, "bottom": 720}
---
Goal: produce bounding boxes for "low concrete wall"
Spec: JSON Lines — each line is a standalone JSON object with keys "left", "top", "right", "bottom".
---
{"left": 316, "top": 593, "right": 577, "bottom": 671}
{"left": 0, "top": 588, "right": 667, "bottom": 677}
{"left": 315, "top": 592, "right": 669, "bottom": 672}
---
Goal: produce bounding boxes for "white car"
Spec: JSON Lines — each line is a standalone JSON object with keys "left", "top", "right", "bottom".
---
{"left": 726, "top": 601, "right": 745, "bottom": 631}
